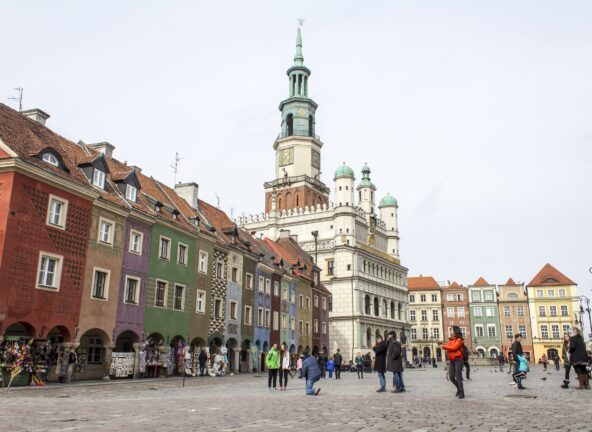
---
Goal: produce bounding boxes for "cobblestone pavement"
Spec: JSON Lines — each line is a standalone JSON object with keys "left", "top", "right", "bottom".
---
{"left": 0, "top": 365, "right": 590, "bottom": 432}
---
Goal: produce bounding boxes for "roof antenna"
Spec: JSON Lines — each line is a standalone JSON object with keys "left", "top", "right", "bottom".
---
{"left": 8, "top": 87, "right": 23, "bottom": 111}
{"left": 170, "top": 152, "right": 183, "bottom": 185}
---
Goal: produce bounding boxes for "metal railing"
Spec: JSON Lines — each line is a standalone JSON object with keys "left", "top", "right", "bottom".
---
{"left": 277, "top": 129, "right": 321, "bottom": 141}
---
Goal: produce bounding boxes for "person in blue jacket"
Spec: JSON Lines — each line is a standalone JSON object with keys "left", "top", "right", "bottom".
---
{"left": 301, "top": 351, "right": 322, "bottom": 395}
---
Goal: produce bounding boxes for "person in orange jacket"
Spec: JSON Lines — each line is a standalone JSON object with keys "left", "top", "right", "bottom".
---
{"left": 438, "top": 326, "right": 465, "bottom": 399}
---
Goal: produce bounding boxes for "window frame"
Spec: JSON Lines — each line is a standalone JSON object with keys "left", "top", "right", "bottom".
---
{"left": 91, "top": 267, "right": 110, "bottom": 301}
{"left": 244, "top": 305, "right": 253, "bottom": 325}
{"left": 98, "top": 217, "right": 115, "bottom": 245}
{"left": 195, "top": 289, "right": 206, "bottom": 314}
{"left": 155, "top": 279, "right": 168, "bottom": 308}
{"left": 42, "top": 152, "right": 59, "bottom": 167}
{"left": 198, "top": 251, "right": 209, "bottom": 274}
{"left": 46, "top": 195, "right": 68, "bottom": 229}
{"left": 129, "top": 229, "right": 143, "bottom": 255}
{"left": 125, "top": 184, "right": 137, "bottom": 202}
{"left": 123, "top": 275, "right": 141, "bottom": 305}
{"left": 159, "top": 236, "right": 172, "bottom": 260}
{"left": 214, "top": 297, "right": 223, "bottom": 319}
{"left": 173, "top": 283, "right": 186, "bottom": 311}
{"left": 229, "top": 300, "right": 238, "bottom": 321}
{"left": 92, "top": 168, "right": 106, "bottom": 189}
{"left": 475, "top": 324, "right": 484, "bottom": 338}
{"left": 258, "top": 275, "right": 265, "bottom": 293}
{"left": 36, "top": 251, "right": 63, "bottom": 291}
{"left": 245, "top": 273, "right": 253, "bottom": 290}
{"left": 177, "top": 242, "right": 188, "bottom": 266}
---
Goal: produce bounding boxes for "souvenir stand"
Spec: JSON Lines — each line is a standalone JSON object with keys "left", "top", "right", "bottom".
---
{"left": 109, "top": 352, "right": 135, "bottom": 378}
{"left": 144, "top": 344, "right": 169, "bottom": 378}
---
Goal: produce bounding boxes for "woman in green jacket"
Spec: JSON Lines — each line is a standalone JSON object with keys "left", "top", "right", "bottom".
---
{"left": 266, "top": 343, "right": 280, "bottom": 390}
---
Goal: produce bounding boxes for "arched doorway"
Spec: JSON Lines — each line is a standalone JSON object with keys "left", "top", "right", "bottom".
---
{"left": 3, "top": 321, "right": 36, "bottom": 339}
{"left": 77, "top": 328, "right": 111, "bottom": 380}
{"left": 436, "top": 348, "right": 442, "bottom": 362}
{"left": 226, "top": 338, "right": 238, "bottom": 373}
{"left": 423, "top": 347, "right": 431, "bottom": 359}
{"left": 297, "top": 344, "right": 303, "bottom": 355}
{"left": 490, "top": 348, "right": 499, "bottom": 359}
{"left": 190, "top": 337, "right": 207, "bottom": 375}
{"left": 170, "top": 335, "right": 186, "bottom": 376}
{"left": 547, "top": 348, "right": 558, "bottom": 361}
{"left": 412, "top": 347, "right": 418, "bottom": 359}
{"left": 476, "top": 347, "right": 486, "bottom": 358}
{"left": 312, "top": 346, "right": 319, "bottom": 356}
{"left": 115, "top": 331, "right": 138, "bottom": 353}
{"left": 240, "top": 339, "right": 251, "bottom": 373}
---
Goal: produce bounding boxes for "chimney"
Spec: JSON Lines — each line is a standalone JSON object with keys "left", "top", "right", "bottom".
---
{"left": 175, "top": 182, "right": 199, "bottom": 210}
{"left": 21, "top": 108, "right": 50, "bottom": 125}
{"left": 129, "top": 165, "right": 142, "bottom": 173}
{"left": 88, "top": 142, "right": 115, "bottom": 158}
{"left": 279, "top": 229, "right": 291, "bottom": 239}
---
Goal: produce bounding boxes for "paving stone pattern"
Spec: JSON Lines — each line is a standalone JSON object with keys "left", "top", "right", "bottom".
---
{"left": 0, "top": 365, "right": 590, "bottom": 431}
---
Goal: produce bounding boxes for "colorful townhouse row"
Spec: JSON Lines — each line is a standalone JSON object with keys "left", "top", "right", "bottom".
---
{"left": 406, "top": 264, "right": 581, "bottom": 363}
{"left": 0, "top": 104, "right": 330, "bottom": 382}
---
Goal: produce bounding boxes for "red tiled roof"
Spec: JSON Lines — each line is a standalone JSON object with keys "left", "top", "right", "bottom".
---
{"left": 503, "top": 278, "right": 519, "bottom": 286}
{"left": 408, "top": 276, "right": 440, "bottom": 290}
{"left": 473, "top": 277, "right": 490, "bottom": 287}
{"left": 527, "top": 263, "right": 576, "bottom": 287}
{"left": 448, "top": 281, "right": 461, "bottom": 289}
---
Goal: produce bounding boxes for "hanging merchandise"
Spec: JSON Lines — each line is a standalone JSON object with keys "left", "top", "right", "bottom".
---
{"left": 0, "top": 339, "right": 34, "bottom": 388}
{"left": 109, "top": 352, "right": 135, "bottom": 378}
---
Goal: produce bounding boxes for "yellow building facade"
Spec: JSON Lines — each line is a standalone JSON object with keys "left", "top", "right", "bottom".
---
{"left": 526, "top": 264, "right": 579, "bottom": 362}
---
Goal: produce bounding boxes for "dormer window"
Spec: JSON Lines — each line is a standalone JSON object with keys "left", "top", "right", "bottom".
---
{"left": 126, "top": 184, "right": 137, "bottom": 202}
{"left": 42, "top": 152, "right": 59, "bottom": 167}
{"left": 93, "top": 168, "right": 105, "bottom": 188}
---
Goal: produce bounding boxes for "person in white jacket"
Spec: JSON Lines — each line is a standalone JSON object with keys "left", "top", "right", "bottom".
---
{"left": 279, "top": 343, "right": 291, "bottom": 391}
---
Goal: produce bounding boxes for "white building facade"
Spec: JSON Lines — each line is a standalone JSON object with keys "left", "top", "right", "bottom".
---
{"left": 237, "top": 29, "right": 409, "bottom": 362}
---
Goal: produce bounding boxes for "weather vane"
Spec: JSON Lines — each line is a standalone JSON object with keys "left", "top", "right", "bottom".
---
{"left": 298, "top": 18, "right": 305, "bottom": 27}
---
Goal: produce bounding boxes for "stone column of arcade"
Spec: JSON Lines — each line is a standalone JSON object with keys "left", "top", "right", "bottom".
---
{"left": 103, "top": 344, "right": 114, "bottom": 381}
{"left": 233, "top": 348, "right": 241, "bottom": 374}
{"left": 133, "top": 342, "right": 145, "bottom": 379}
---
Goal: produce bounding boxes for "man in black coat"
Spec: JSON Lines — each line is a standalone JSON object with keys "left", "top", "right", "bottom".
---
{"left": 511, "top": 334, "right": 526, "bottom": 389}
{"left": 198, "top": 349, "right": 208, "bottom": 377}
{"left": 569, "top": 327, "right": 590, "bottom": 389}
{"left": 386, "top": 330, "right": 405, "bottom": 393}
{"left": 373, "top": 337, "right": 388, "bottom": 392}
{"left": 318, "top": 348, "right": 329, "bottom": 379}
{"left": 333, "top": 349, "right": 343, "bottom": 380}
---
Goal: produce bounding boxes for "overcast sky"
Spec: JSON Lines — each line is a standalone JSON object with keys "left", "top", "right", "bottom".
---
{"left": 2, "top": 1, "right": 591, "bottom": 302}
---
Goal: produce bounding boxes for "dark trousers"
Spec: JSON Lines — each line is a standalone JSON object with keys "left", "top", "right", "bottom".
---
{"left": 268, "top": 369, "right": 278, "bottom": 388}
{"left": 335, "top": 367, "right": 341, "bottom": 379}
{"left": 464, "top": 361, "right": 470, "bottom": 379}
{"left": 279, "top": 369, "right": 289, "bottom": 388}
{"left": 555, "top": 362, "right": 560, "bottom": 371}
{"left": 512, "top": 363, "right": 525, "bottom": 387}
{"left": 356, "top": 365, "right": 364, "bottom": 379}
{"left": 320, "top": 365, "right": 326, "bottom": 378}
{"left": 199, "top": 365, "right": 206, "bottom": 376}
{"left": 564, "top": 364, "right": 572, "bottom": 381}
{"left": 449, "top": 359, "right": 464, "bottom": 393}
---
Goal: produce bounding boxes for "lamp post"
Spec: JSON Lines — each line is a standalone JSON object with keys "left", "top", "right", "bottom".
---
{"left": 577, "top": 295, "right": 592, "bottom": 340}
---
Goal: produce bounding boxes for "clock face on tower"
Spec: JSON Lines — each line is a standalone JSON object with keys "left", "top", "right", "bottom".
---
{"left": 311, "top": 149, "right": 321, "bottom": 169}
{"left": 279, "top": 147, "right": 294, "bottom": 167}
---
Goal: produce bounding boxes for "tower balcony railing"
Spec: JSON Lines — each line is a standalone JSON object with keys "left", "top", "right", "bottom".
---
{"left": 277, "top": 129, "right": 321, "bottom": 141}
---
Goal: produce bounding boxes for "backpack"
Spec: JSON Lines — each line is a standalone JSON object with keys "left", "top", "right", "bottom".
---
{"left": 461, "top": 344, "right": 469, "bottom": 360}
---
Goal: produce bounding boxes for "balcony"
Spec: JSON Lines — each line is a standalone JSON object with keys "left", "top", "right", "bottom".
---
{"left": 277, "top": 129, "right": 321, "bottom": 141}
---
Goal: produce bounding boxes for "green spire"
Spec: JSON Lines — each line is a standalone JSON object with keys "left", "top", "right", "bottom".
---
{"left": 294, "top": 28, "right": 304, "bottom": 65}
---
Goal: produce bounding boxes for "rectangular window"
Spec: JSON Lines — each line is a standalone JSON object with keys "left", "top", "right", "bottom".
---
{"left": 446, "top": 294, "right": 453, "bottom": 301}
{"left": 504, "top": 306, "right": 511, "bottom": 316}
{"left": 562, "top": 325, "right": 570, "bottom": 335}
{"left": 559, "top": 289, "right": 566, "bottom": 297}
{"left": 258, "top": 276, "right": 265, "bottom": 292}
{"left": 547, "top": 289, "right": 555, "bottom": 297}
{"left": 322, "top": 297, "right": 327, "bottom": 310}
{"left": 282, "top": 315, "right": 288, "bottom": 329}
{"left": 472, "top": 292, "right": 481, "bottom": 302}
{"left": 265, "top": 309, "right": 271, "bottom": 327}
{"left": 561, "top": 305, "right": 568, "bottom": 316}
{"left": 282, "top": 286, "right": 288, "bottom": 300}
{"left": 487, "top": 325, "right": 496, "bottom": 338}
{"left": 265, "top": 278, "right": 271, "bottom": 295}
{"left": 246, "top": 273, "right": 253, "bottom": 289}
{"left": 92, "top": 269, "right": 110, "bottom": 300}
{"left": 456, "top": 294, "right": 464, "bottom": 301}
{"left": 273, "top": 311, "right": 279, "bottom": 330}
{"left": 410, "top": 328, "right": 416, "bottom": 340}
{"left": 290, "top": 291, "right": 296, "bottom": 304}
{"left": 536, "top": 289, "right": 544, "bottom": 297}
{"left": 231, "top": 267, "right": 238, "bottom": 283}
{"left": 422, "top": 328, "right": 429, "bottom": 339}
{"left": 327, "top": 259, "right": 334, "bottom": 276}
{"left": 421, "top": 310, "right": 427, "bottom": 321}
{"left": 485, "top": 307, "right": 494, "bottom": 317}
{"left": 99, "top": 218, "right": 114, "bottom": 245}
{"left": 244, "top": 306, "right": 252, "bottom": 325}
{"left": 155, "top": 280, "right": 167, "bottom": 307}
{"left": 290, "top": 317, "right": 296, "bottom": 331}
{"left": 505, "top": 325, "right": 513, "bottom": 339}
{"left": 196, "top": 290, "right": 206, "bottom": 313}
{"left": 125, "top": 184, "right": 137, "bottom": 202}
{"left": 177, "top": 243, "right": 188, "bottom": 266}
{"left": 460, "top": 327, "right": 467, "bottom": 337}
{"left": 258, "top": 308, "right": 264, "bottom": 326}
{"left": 549, "top": 305, "right": 557, "bottom": 316}
{"left": 473, "top": 307, "right": 482, "bottom": 317}
{"left": 409, "top": 294, "right": 415, "bottom": 303}
{"left": 92, "top": 168, "right": 105, "bottom": 188}
{"left": 322, "top": 321, "right": 327, "bottom": 334}
{"left": 314, "top": 295, "right": 319, "bottom": 307}
{"left": 230, "top": 300, "right": 238, "bottom": 320}
{"left": 420, "top": 294, "right": 426, "bottom": 302}
{"left": 47, "top": 195, "right": 68, "bottom": 229}
{"left": 159, "top": 237, "right": 171, "bottom": 260}
{"left": 173, "top": 284, "right": 185, "bottom": 310}
{"left": 273, "top": 281, "right": 279, "bottom": 296}
{"left": 538, "top": 305, "right": 546, "bottom": 317}
{"left": 517, "top": 306, "right": 524, "bottom": 316}
{"left": 214, "top": 298, "right": 223, "bottom": 318}
{"left": 299, "top": 320, "right": 304, "bottom": 334}
{"left": 305, "top": 321, "right": 310, "bottom": 335}
{"left": 541, "top": 325, "right": 548, "bottom": 338}
{"left": 432, "top": 328, "right": 440, "bottom": 339}
{"left": 129, "top": 230, "right": 143, "bottom": 255}
{"left": 432, "top": 309, "right": 439, "bottom": 321}
{"left": 457, "top": 307, "right": 465, "bottom": 318}
{"left": 409, "top": 310, "right": 416, "bottom": 321}
{"left": 299, "top": 295, "right": 304, "bottom": 308}
{"left": 199, "top": 251, "right": 208, "bottom": 273}
{"left": 475, "top": 325, "right": 484, "bottom": 337}
{"left": 447, "top": 307, "right": 454, "bottom": 318}
{"left": 216, "top": 261, "right": 223, "bottom": 279}
{"left": 484, "top": 291, "right": 494, "bottom": 301}
{"left": 551, "top": 325, "right": 560, "bottom": 339}
{"left": 36, "top": 253, "right": 63, "bottom": 290}
{"left": 306, "top": 297, "right": 311, "bottom": 309}
{"left": 431, "top": 294, "right": 437, "bottom": 302}
{"left": 124, "top": 276, "right": 140, "bottom": 304}
{"left": 519, "top": 325, "right": 527, "bottom": 338}
{"left": 313, "top": 319, "right": 318, "bottom": 333}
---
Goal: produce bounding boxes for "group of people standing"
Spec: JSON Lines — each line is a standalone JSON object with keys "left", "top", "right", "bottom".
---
{"left": 561, "top": 327, "right": 590, "bottom": 390}
{"left": 371, "top": 331, "right": 405, "bottom": 393}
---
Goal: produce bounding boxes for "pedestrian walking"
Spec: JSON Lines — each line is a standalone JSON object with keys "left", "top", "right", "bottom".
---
{"left": 561, "top": 334, "right": 572, "bottom": 388}
{"left": 355, "top": 352, "right": 364, "bottom": 379}
{"left": 569, "top": 327, "right": 590, "bottom": 390}
{"left": 301, "top": 351, "right": 322, "bottom": 395}
{"left": 265, "top": 343, "right": 279, "bottom": 391}
{"left": 511, "top": 334, "right": 526, "bottom": 390}
{"left": 439, "top": 326, "right": 464, "bottom": 398}
{"left": 198, "top": 349, "right": 208, "bottom": 377}
{"left": 462, "top": 343, "right": 471, "bottom": 380}
{"left": 297, "top": 355, "right": 304, "bottom": 379}
{"left": 541, "top": 353, "right": 548, "bottom": 371}
{"left": 333, "top": 349, "right": 343, "bottom": 380}
{"left": 279, "top": 343, "right": 290, "bottom": 391}
{"left": 364, "top": 353, "right": 372, "bottom": 374}
{"left": 498, "top": 352, "right": 505, "bottom": 372}
{"left": 327, "top": 357, "right": 335, "bottom": 379}
{"left": 507, "top": 351, "right": 513, "bottom": 375}
{"left": 372, "top": 336, "right": 388, "bottom": 392}
{"left": 318, "top": 348, "right": 328, "bottom": 379}
{"left": 386, "top": 330, "right": 405, "bottom": 393}
{"left": 552, "top": 353, "right": 560, "bottom": 371}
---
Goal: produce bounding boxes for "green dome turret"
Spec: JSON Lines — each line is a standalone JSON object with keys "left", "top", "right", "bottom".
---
{"left": 334, "top": 163, "right": 355, "bottom": 180}
{"left": 356, "top": 163, "right": 376, "bottom": 191}
{"left": 379, "top": 194, "right": 398, "bottom": 208}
